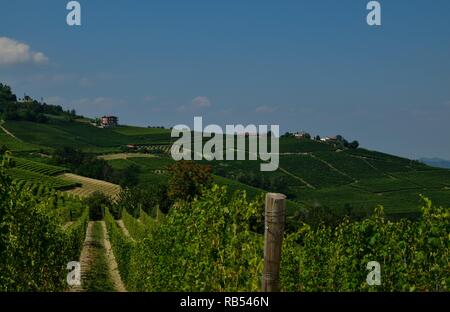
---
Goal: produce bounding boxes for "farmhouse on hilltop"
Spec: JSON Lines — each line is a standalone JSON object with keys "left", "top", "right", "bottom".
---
{"left": 101, "top": 115, "right": 118, "bottom": 127}
{"left": 294, "top": 131, "right": 309, "bottom": 139}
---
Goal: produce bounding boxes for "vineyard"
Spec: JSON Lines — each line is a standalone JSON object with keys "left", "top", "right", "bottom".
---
{"left": 102, "top": 185, "right": 449, "bottom": 292}
{"left": 1, "top": 149, "right": 449, "bottom": 292}
{"left": 60, "top": 173, "right": 122, "bottom": 200}
{"left": 1, "top": 113, "right": 450, "bottom": 293}
{"left": 0, "top": 158, "right": 89, "bottom": 291}
{"left": 11, "top": 157, "right": 67, "bottom": 175}
{"left": 7, "top": 168, "right": 79, "bottom": 190}
{"left": 0, "top": 128, "right": 40, "bottom": 152}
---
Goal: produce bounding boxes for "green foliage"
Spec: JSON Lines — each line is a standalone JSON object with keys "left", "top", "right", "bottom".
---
{"left": 281, "top": 198, "right": 450, "bottom": 291}
{"left": 104, "top": 209, "right": 135, "bottom": 286}
{"left": 0, "top": 129, "right": 40, "bottom": 152}
{"left": 12, "top": 157, "right": 67, "bottom": 176}
{"left": 0, "top": 84, "right": 73, "bottom": 123}
{"left": 65, "top": 206, "right": 89, "bottom": 261}
{"left": 0, "top": 155, "right": 88, "bottom": 291}
{"left": 107, "top": 185, "right": 264, "bottom": 291}
{"left": 53, "top": 147, "right": 139, "bottom": 187}
{"left": 83, "top": 222, "right": 115, "bottom": 292}
{"left": 0, "top": 83, "right": 17, "bottom": 104}
{"left": 280, "top": 154, "right": 353, "bottom": 188}
{"left": 167, "top": 160, "right": 213, "bottom": 202}
{"left": 122, "top": 209, "right": 150, "bottom": 240}
{"left": 3, "top": 119, "right": 172, "bottom": 152}
{"left": 106, "top": 180, "right": 448, "bottom": 292}
{"left": 83, "top": 191, "right": 112, "bottom": 220}
{"left": 113, "top": 186, "right": 161, "bottom": 218}
{"left": 6, "top": 168, "right": 79, "bottom": 190}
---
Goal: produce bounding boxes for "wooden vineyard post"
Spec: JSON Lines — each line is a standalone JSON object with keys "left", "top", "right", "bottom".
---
{"left": 262, "top": 192, "right": 286, "bottom": 292}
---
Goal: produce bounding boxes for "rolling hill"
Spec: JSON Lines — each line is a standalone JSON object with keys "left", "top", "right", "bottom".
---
{"left": 1, "top": 118, "right": 450, "bottom": 219}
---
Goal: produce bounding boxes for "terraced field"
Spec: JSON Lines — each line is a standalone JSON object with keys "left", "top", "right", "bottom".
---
{"left": 60, "top": 173, "right": 122, "bottom": 200}
{"left": 3, "top": 117, "right": 450, "bottom": 217}
{"left": 7, "top": 168, "right": 79, "bottom": 190}
{"left": 98, "top": 153, "right": 156, "bottom": 161}
{"left": 142, "top": 145, "right": 171, "bottom": 155}
{"left": 12, "top": 157, "right": 67, "bottom": 175}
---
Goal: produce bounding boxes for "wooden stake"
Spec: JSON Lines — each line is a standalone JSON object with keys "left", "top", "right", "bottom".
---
{"left": 262, "top": 192, "right": 286, "bottom": 292}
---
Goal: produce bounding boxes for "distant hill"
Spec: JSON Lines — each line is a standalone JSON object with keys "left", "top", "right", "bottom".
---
{"left": 2, "top": 82, "right": 450, "bottom": 219}
{"left": 420, "top": 157, "right": 450, "bottom": 169}
{"left": 2, "top": 117, "right": 450, "bottom": 218}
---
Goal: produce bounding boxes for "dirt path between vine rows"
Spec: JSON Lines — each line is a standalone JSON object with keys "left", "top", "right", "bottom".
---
{"left": 116, "top": 220, "right": 133, "bottom": 240}
{"left": 68, "top": 221, "right": 95, "bottom": 292}
{"left": 101, "top": 221, "right": 127, "bottom": 292}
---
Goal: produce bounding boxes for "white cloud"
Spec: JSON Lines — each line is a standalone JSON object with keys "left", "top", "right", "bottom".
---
{"left": 255, "top": 105, "right": 276, "bottom": 113}
{"left": 191, "top": 96, "right": 211, "bottom": 108}
{"left": 0, "top": 37, "right": 48, "bottom": 65}
{"left": 175, "top": 96, "right": 212, "bottom": 113}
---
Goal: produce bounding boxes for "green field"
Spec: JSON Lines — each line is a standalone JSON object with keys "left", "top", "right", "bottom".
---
{"left": 12, "top": 157, "right": 67, "bottom": 175}
{"left": 7, "top": 168, "right": 79, "bottom": 190}
{"left": 0, "top": 128, "right": 40, "bottom": 152}
{"left": 112, "top": 126, "right": 170, "bottom": 136}
{"left": 3, "top": 120, "right": 172, "bottom": 152}
{"left": 3, "top": 118, "right": 450, "bottom": 218}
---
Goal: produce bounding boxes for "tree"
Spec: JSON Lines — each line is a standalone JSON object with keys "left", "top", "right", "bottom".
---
{"left": 349, "top": 140, "right": 359, "bottom": 149}
{"left": 167, "top": 160, "right": 213, "bottom": 202}
{"left": 0, "top": 83, "right": 17, "bottom": 103}
{"left": 281, "top": 132, "right": 294, "bottom": 138}
{"left": 53, "top": 146, "right": 85, "bottom": 166}
{"left": 315, "top": 135, "right": 321, "bottom": 141}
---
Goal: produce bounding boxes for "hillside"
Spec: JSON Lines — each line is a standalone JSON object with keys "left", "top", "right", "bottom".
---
{"left": 2, "top": 119, "right": 172, "bottom": 153}
{"left": 1, "top": 117, "right": 450, "bottom": 218}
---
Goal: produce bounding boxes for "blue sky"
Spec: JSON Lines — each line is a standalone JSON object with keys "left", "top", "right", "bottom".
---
{"left": 0, "top": 0, "right": 449, "bottom": 159}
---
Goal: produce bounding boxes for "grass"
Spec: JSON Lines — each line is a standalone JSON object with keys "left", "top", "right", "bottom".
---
{"left": 113, "top": 125, "right": 170, "bottom": 136}
{"left": 0, "top": 129, "right": 40, "bottom": 152}
{"left": 108, "top": 156, "right": 173, "bottom": 187}
{"left": 104, "top": 144, "right": 450, "bottom": 217}
{"left": 4, "top": 117, "right": 450, "bottom": 218}
{"left": 280, "top": 154, "right": 353, "bottom": 188}
{"left": 4, "top": 120, "right": 173, "bottom": 152}
{"left": 84, "top": 222, "right": 116, "bottom": 292}
{"left": 392, "top": 170, "right": 450, "bottom": 188}
{"left": 121, "top": 210, "right": 150, "bottom": 240}
{"left": 313, "top": 151, "right": 384, "bottom": 180}
{"left": 351, "top": 177, "right": 421, "bottom": 193}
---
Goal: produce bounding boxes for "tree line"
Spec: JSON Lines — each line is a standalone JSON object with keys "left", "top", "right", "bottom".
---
{"left": 0, "top": 83, "right": 78, "bottom": 123}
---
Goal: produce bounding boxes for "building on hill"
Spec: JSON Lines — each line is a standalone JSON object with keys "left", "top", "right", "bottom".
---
{"left": 320, "top": 136, "right": 337, "bottom": 142}
{"left": 294, "top": 131, "right": 309, "bottom": 139}
{"left": 101, "top": 116, "right": 118, "bottom": 127}
{"left": 18, "top": 95, "right": 33, "bottom": 103}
